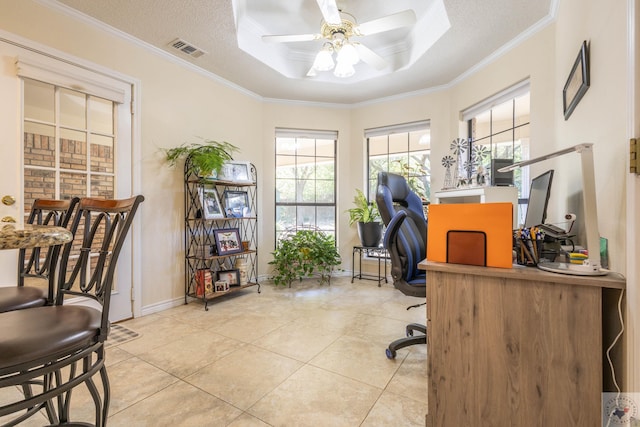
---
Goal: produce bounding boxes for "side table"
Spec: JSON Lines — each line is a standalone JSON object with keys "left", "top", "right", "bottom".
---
{"left": 351, "top": 246, "right": 388, "bottom": 286}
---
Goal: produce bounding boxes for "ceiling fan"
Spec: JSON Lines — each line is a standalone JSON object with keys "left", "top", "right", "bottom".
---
{"left": 261, "top": 0, "right": 417, "bottom": 78}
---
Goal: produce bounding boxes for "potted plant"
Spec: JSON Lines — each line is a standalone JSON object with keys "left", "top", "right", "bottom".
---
{"left": 347, "top": 189, "right": 382, "bottom": 247}
{"left": 269, "top": 230, "right": 341, "bottom": 287}
{"left": 163, "top": 139, "right": 239, "bottom": 177}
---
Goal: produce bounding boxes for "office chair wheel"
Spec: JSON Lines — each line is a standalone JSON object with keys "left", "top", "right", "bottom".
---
{"left": 386, "top": 347, "right": 396, "bottom": 359}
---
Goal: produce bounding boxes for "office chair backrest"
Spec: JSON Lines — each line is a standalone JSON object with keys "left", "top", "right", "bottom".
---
{"left": 376, "top": 172, "right": 427, "bottom": 293}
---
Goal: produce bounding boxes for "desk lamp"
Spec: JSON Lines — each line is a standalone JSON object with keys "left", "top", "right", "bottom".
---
{"left": 499, "top": 143, "right": 607, "bottom": 276}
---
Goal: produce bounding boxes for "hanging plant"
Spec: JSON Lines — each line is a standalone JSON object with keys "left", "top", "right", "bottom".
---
{"left": 162, "top": 139, "right": 239, "bottom": 177}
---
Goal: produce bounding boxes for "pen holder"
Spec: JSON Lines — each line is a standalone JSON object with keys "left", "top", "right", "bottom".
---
{"left": 514, "top": 238, "right": 538, "bottom": 266}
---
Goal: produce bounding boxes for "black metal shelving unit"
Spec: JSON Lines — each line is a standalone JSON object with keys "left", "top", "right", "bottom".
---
{"left": 183, "top": 156, "right": 259, "bottom": 310}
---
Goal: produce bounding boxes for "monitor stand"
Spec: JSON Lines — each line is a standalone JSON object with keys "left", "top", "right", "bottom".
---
{"left": 537, "top": 261, "right": 608, "bottom": 276}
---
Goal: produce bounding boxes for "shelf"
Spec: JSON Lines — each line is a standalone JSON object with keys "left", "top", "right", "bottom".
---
{"left": 190, "top": 282, "right": 259, "bottom": 310}
{"left": 188, "top": 216, "right": 257, "bottom": 222}
{"left": 187, "top": 177, "right": 256, "bottom": 187}
{"left": 184, "top": 157, "right": 259, "bottom": 310}
{"left": 187, "top": 249, "right": 256, "bottom": 261}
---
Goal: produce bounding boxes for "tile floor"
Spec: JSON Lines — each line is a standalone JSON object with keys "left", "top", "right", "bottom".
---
{"left": 2, "top": 276, "right": 428, "bottom": 426}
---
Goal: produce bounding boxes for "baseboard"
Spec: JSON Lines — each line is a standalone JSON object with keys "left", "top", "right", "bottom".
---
{"left": 140, "top": 296, "right": 185, "bottom": 317}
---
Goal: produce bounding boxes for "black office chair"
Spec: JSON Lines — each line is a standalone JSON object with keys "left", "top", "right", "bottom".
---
{"left": 0, "top": 195, "right": 144, "bottom": 426}
{"left": 376, "top": 172, "right": 427, "bottom": 359}
{"left": 0, "top": 197, "right": 79, "bottom": 313}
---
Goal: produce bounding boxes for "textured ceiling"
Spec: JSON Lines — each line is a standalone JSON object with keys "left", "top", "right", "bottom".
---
{"left": 53, "top": 0, "right": 553, "bottom": 104}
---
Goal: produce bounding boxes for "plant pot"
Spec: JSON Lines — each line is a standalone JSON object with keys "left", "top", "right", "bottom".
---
{"left": 357, "top": 222, "right": 382, "bottom": 247}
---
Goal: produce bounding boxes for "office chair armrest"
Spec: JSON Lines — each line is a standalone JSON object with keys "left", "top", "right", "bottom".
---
{"left": 383, "top": 210, "right": 407, "bottom": 281}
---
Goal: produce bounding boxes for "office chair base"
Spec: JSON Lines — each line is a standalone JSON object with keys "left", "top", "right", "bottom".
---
{"left": 386, "top": 323, "right": 427, "bottom": 359}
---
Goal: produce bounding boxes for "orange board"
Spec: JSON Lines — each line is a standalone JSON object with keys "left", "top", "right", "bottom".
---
{"left": 427, "top": 202, "right": 513, "bottom": 268}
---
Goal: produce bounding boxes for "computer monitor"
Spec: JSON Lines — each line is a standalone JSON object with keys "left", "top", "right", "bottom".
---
{"left": 524, "top": 169, "right": 554, "bottom": 228}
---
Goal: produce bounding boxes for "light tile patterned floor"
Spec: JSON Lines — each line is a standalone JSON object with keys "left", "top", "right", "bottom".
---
{"left": 2, "top": 276, "right": 428, "bottom": 426}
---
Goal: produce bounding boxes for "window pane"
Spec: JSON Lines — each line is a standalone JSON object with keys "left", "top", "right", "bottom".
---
{"left": 296, "top": 156, "right": 315, "bottom": 179}
{"left": 317, "top": 206, "right": 335, "bottom": 232}
{"left": 409, "top": 129, "right": 430, "bottom": 151}
{"left": 276, "top": 155, "right": 296, "bottom": 178}
{"left": 90, "top": 135, "right": 114, "bottom": 173}
{"left": 59, "top": 88, "right": 86, "bottom": 129}
{"left": 276, "top": 206, "right": 296, "bottom": 232}
{"left": 369, "top": 136, "right": 387, "bottom": 156}
{"left": 91, "top": 175, "right": 114, "bottom": 198}
{"left": 316, "top": 162, "right": 334, "bottom": 180}
{"left": 316, "top": 139, "right": 334, "bottom": 157}
{"left": 60, "top": 172, "right": 86, "bottom": 199}
{"left": 297, "top": 179, "right": 315, "bottom": 203}
{"left": 24, "top": 123, "right": 55, "bottom": 168}
{"left": 297, "top": 206, "right": 316, "bottom": 227}
{"left": 24, "top": 80, "right": 54, "bottom": 123}
{"left": 276, "top": 137, "right": 296, "bottom": 155}
{"left": 473, "top": 113, "right": 490, "bottom": 140}
{"left": 276, "top": 179, "right": 295, "bottom": 203}
{"left": 388, "top": 133, "right": 408, "bottom": 153}
{"left": 491, "top": 100, "right": 514, "bottom": 136}
{"left": 296, "top": 138, "right": 315, "bottom": 156}
{"left": 60, "top": 130, "right": 87, "bottom": 171}
{"left": 316, "top": 180, "right": 334, "bottom": 203}
{"left": 23, "top": 169, "right": 55, "bottom": 211}
{"left": 90, "top": 97, "right": 114, "bottom": 134}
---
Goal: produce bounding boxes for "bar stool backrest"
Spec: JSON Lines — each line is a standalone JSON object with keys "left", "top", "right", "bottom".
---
{"left": 56, "top": 195, "right": 144, "bottom": 342}
{"left": 18, "top": 197, "right": 80, "bottom": 301}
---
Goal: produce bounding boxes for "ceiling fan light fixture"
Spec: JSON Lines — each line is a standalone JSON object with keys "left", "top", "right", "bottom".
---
{"left": 336, "top": 42, "right": 359, "bottom": 65}
{"left": 334, "top": 61, "right": 355, "bottom": 78}
{"left": 313, "top": 46, "right": 335, "bottom": 71}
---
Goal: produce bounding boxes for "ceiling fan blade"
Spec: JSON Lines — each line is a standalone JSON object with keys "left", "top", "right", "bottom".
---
{"left": 355, "top": 10, "right": 417, "bottom": 36}
{"left": 354, "top": 43, "right": 388, "bottom": 70}
{"left": 262, "top": 33, "right": 320, "bottom": 43}
{"left": 316, "top": 0, "right": 342, "bottom": 25}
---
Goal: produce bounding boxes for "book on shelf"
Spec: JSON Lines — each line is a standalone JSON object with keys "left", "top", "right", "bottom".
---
{"left": 195, "top": 268, "right": 213, "bottom": 297}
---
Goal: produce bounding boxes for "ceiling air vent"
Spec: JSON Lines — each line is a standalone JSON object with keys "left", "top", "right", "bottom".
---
{"left": 169, "top": 38, "right": 206, "bottom": 59}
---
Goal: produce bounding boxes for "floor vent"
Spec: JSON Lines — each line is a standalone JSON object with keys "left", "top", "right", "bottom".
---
{"left": 169, "top": 38, "right": 206, "bottom": 58}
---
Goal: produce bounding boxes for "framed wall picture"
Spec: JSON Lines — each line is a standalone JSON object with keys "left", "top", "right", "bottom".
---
{"left": 217, "top": 269, "right": 240, "bottom": 287}
{"left": 218, "top": 161, "right": 254, "bottom": 183}
{"left": 213, "top": 228, "right": 243, "bottom": 255}
{"left": 223, "top": 190, "right": 250, "bottom": 218}
{"left": 199, "top": 188, "right": 225, "bottom": 219}
{"left": 562, "top": 40, "right": 590, "bottom": 120}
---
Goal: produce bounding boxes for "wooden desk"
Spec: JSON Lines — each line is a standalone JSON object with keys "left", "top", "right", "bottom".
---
{"left": 418, "top": 260, "right": 625, "bottom": 427}
{"left": 0, "top": 224, "right": 72, "bottom": 250}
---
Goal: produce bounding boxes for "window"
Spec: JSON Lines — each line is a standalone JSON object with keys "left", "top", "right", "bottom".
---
{"left": 366, "top": 121, "right": 430, "bottom": 205}
{"left": 22, "top": 79, "right": 116, "bottom": 212}
{"left": 463, "top": 81, "right": 530, "bottom": 224}
{"left": 275, "top": 128, "right": 337, "bottom": 242}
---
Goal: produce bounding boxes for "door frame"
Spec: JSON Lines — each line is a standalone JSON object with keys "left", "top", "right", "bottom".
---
{"left": 0, "top": 29, "right": 143, "bottom": 321}
{"left": 626, "top": 0, "right": 639, "bottom": 392}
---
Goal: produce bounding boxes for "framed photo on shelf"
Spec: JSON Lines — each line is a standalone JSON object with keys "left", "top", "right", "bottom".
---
{"left": 213, "top": 228, "right": 243, "bottom": 256}
{"left": 562, "top": 40, "right": 590, "bottom": 120}
{"left": 218, "top": 161, "right": 254, "bottom": 183}
{"left": 217, "top": 269, "right": 240, "bottom": 287}
{"left": 223, "top": 190, "right": 250, "bottom": 218}
{"left": 199, "top": 188, "right": 225, "bottom": 219}
{"left": 214, "top": 280, "right": 230, "bottom": 292}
